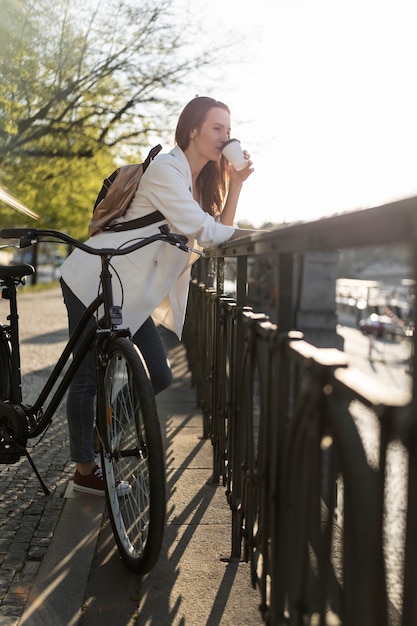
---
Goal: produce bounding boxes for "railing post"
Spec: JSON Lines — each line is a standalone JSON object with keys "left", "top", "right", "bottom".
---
{"left": 277, "top": 252, "right": 293, "bottom": 332}
{"left": 228, "top": 305, "right": 249, "bottom": 558}
{"left": 294, "top": 251, "right": 343, "bottom": 349}
{"left": 228, "top": 255, "right": 250, "bottom": 558}
{"left": 236, "top": 255, "right": 248, "bottom": 307}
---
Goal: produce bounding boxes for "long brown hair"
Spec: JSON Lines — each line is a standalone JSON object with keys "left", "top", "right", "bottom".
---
{"left": 175, "top": 96, "right": 230, "bottom": 217}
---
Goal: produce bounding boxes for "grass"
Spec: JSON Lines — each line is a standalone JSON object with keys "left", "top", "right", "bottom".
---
{"left": 21, "top": 280, "right": 61, "bottom": 292}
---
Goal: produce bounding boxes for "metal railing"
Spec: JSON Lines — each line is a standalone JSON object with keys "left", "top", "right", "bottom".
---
{"left": 182, "top": 196, "right": 417, "bottom": 626}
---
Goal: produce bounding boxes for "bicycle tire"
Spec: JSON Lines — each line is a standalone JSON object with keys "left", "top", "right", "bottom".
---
{"left": 0, "top": 334, "right": 12, "bottom": 399}
{"left": 100, "top": 337, "right": 166, "bottom": 574}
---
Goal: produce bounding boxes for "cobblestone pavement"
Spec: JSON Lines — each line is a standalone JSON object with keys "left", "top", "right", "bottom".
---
{"left": 0, "top": 287, "right": 72, "bottom": 625}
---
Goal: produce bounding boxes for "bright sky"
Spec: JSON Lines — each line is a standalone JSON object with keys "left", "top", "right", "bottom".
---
{"left": 172, "top": 0, "right": 417, "bottom": 226}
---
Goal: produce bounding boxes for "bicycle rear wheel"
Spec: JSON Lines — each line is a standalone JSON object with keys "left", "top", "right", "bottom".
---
{"left": 0, "top": 333, "right": 11, "bottom": 399}
{"left": 100, "top": 337, "right": 166, "bottom": 574}
{"left": 0, "top": 334, "right": 22, "bottom": 463}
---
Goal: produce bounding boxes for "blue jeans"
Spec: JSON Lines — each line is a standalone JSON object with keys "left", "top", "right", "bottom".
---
{"left": 61, "top": 280, "right": 172, "bottom": 463}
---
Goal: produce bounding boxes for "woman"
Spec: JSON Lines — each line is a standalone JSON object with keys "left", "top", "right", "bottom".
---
{"left": 60, "top": 96, "right": 254, "bottom": 494}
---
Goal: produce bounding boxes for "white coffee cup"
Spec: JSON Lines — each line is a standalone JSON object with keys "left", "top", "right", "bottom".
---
{"left": 221, "top": 138, "right": 248, "bottom": 171}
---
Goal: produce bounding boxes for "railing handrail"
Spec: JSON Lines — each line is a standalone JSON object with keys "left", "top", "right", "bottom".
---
{"left": 203, "top": 195, "right": 417, "bottom": 257}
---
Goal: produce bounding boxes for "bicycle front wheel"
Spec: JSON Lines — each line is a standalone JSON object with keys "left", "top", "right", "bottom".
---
{"left": 101, "top": 337, "right": 166, "bottom": 574}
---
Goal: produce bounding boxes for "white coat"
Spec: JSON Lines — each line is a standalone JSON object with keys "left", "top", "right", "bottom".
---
{"left": 59, "top": 145, "right": 235, "bottom": 338}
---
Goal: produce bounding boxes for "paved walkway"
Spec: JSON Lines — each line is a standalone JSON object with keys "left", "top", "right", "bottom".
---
{"left": 0, "top": 287, "right": 72, "bottom": 625}
{"left": 0, "top": 287, "right": 263, "bottom": 625}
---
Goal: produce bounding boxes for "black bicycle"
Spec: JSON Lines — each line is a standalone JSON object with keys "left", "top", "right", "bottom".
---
{"left": 0, "top": 225, "right": 195, "bottom": 574}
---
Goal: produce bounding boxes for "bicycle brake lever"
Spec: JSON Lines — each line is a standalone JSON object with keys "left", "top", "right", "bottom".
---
{"left": 20, "top": 231, "right": 37, "bottom": 248}
{"left": 165, "top": 233, "right": 189, "bottom": 248}
{"left": 158, "top": 225, "right": 202, "bottom": 256}
{"left": 185, "top": 246, "right": 205, "bottom": 257}
{"left": 174, "top": 243, "right": 204, "bottom": 256}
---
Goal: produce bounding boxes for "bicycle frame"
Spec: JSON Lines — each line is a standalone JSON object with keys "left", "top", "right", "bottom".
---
{"left": 0, "top": 268, "right": 117, "bottom": 436}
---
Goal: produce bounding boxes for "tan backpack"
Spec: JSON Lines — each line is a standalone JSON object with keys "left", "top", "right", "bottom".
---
{"left": 88, "top": 144, "right": 163, "bottom": 236}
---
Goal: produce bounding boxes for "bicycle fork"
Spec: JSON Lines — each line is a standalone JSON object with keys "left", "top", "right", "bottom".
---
{"left": 94, "top": 328, "right": 131, "bottom": 460}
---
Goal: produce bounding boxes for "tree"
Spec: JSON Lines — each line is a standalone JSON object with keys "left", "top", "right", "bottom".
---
{"left": 0, "top": 0, "right": 218, "bottom": 237}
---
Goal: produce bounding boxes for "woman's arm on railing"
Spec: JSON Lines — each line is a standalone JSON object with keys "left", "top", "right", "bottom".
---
{"left": 230, "top": 227, "right": 267, "bottom": 239}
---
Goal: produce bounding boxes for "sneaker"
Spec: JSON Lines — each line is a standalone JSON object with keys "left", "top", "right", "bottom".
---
{"left": 74, "top": 465, "right": 105, "bottom": 496}
{"left": 94, "top": 451, "right": 101, "bottom": 467}
{"left": 73, "top": 464, "right": 131, "bottom": 497}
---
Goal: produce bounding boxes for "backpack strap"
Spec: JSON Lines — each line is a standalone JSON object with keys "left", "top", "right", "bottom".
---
{"left": 104, "top": 210, "right": 165, "bottom": 232}
{"left": 143, "top": 144, "right": 163, "bottom": 170}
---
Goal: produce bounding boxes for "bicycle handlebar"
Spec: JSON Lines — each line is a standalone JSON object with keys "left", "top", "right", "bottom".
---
{"left": 0, "top": 225, "right": 203, "bottom": 257}
{"left": 0, "top": 228, "right": 35, "bottom": 242}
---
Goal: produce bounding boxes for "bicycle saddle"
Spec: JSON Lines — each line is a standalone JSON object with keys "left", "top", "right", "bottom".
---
{"left": 0, "top": 265, "right": 35, "bottom": 281}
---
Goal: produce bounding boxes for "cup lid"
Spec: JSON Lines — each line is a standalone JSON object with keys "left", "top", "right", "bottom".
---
{"left": 221, "top": 138, "right": 240, "bottom": 149}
